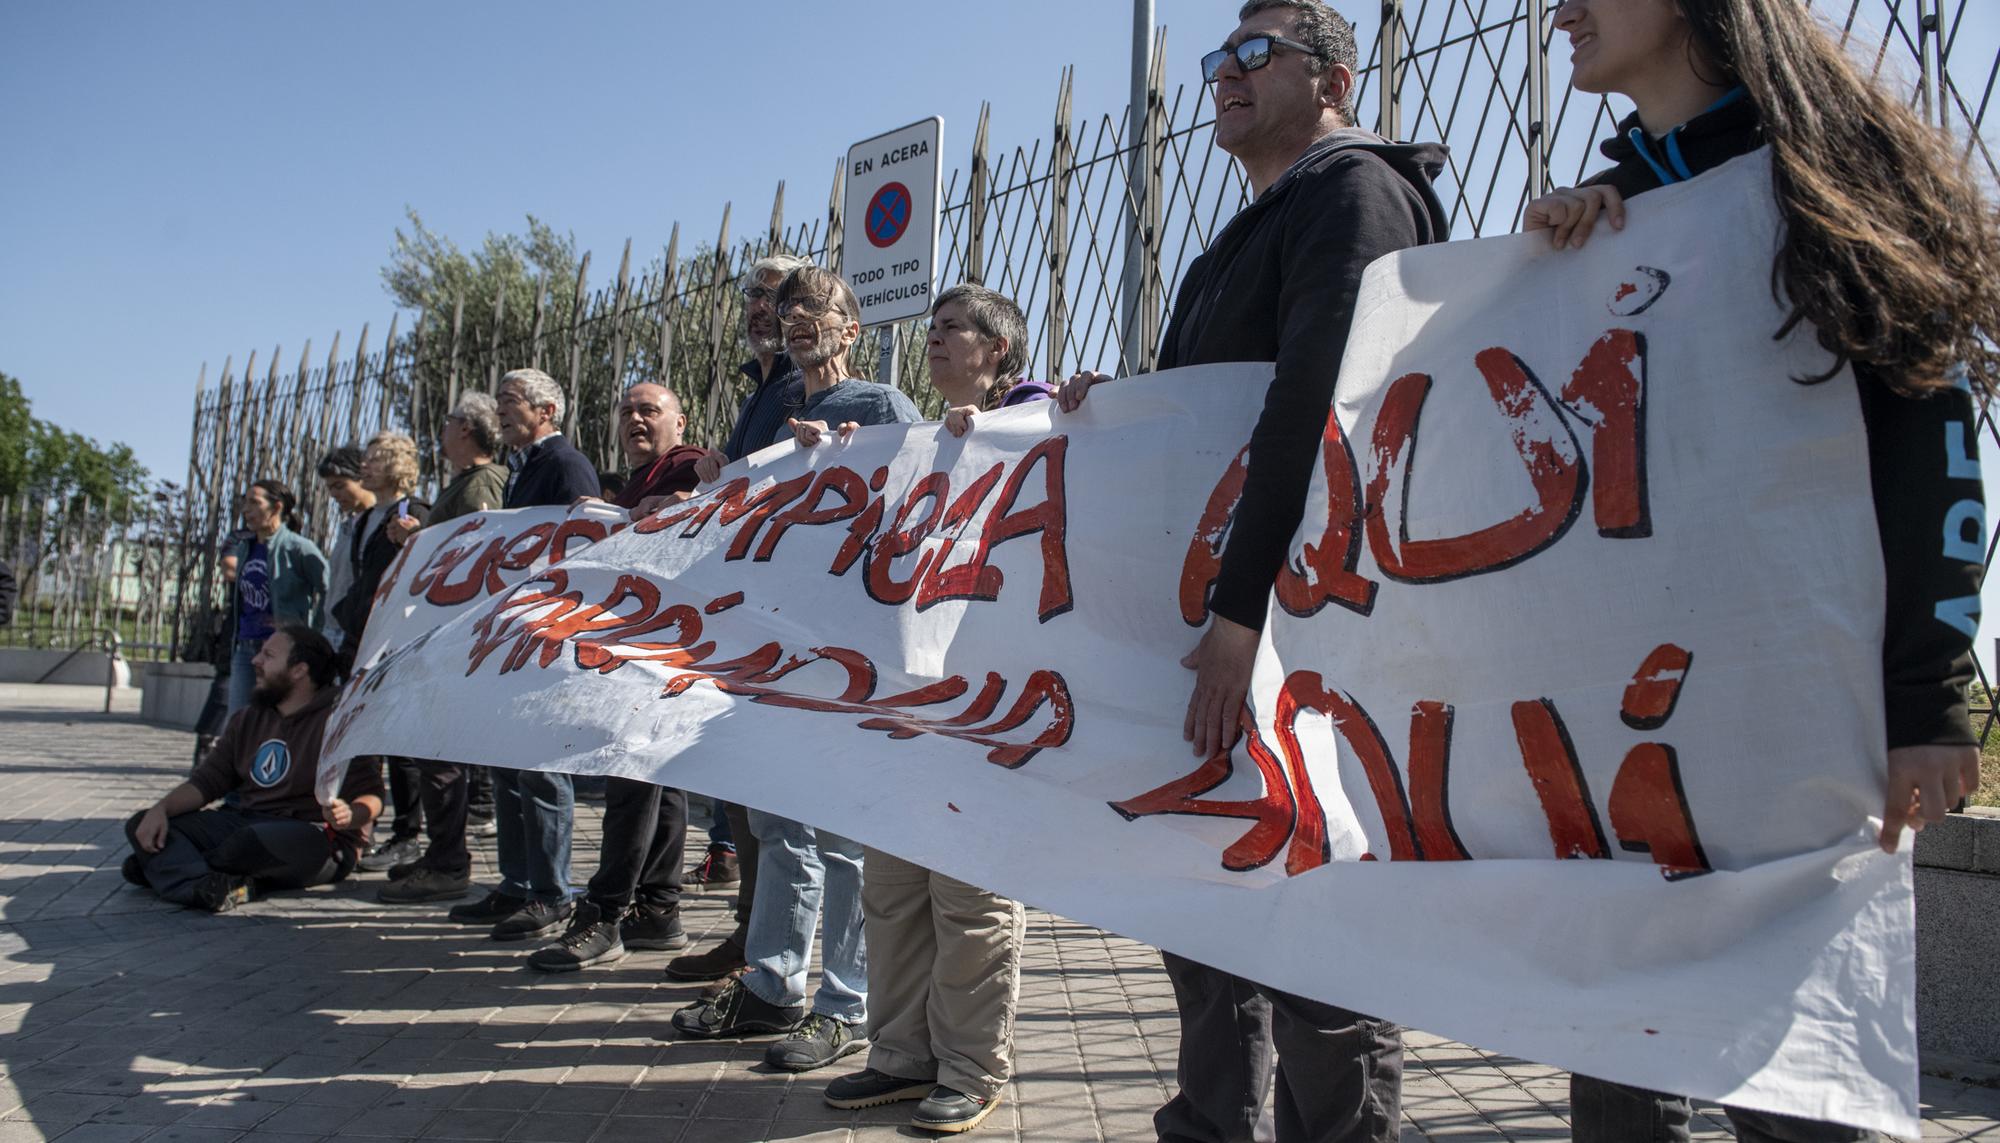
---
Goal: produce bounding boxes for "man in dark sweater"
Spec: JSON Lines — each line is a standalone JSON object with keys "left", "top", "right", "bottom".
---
{"left": 125, "top": 625, "right": 383, "bottom": 912}
{"left": 528, "top": 382, "right": 704, "bottom": 971}
{"left": 671, "top": 253, "right": 811, "bottom": 984}
{"left": 1061, "top": 2, "right": 1446, "bottom": 1140}
{"left": 445, "top": 368, "right": 598, "bottom": 942}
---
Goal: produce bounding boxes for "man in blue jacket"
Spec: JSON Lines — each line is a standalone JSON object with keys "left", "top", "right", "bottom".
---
{"left": 445, "top": 368, "right": 598, "bottom": 942}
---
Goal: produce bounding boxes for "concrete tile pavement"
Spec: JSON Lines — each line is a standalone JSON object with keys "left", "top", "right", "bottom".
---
{"left": 1, "top": 682, "right": 1995, "bottom": 1142}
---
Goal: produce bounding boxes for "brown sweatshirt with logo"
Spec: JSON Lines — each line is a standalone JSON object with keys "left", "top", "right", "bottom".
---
{"left": 188, "top": 686, "right": 386, "bottom": 855}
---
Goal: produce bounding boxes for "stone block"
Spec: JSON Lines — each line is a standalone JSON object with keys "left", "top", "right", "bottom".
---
{"left": 1916, "top": 865, "right": 2000, "bottom": 1063}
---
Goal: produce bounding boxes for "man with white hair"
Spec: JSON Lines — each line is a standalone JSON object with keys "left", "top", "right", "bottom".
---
{"left": 445, "top": 368, "right": 597, "bottom": 942}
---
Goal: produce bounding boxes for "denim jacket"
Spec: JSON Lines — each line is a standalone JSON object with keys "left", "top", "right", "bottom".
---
{"left": 232, "top": 525, "right": 330, "bottom": 635}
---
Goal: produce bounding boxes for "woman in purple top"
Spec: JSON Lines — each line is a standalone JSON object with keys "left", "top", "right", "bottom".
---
{"left": 817, "top": 282, "right": 1041, "bottom": 1132}
{"left": 926, "top": 283, "right": 1055, "bottom": 437}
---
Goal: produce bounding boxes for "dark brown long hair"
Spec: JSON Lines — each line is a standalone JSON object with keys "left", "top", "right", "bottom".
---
{"left": 1677, "top": 0, "right": 2000, "bottom": 395}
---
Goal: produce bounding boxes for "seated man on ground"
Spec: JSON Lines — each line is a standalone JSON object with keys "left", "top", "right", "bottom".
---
{"left": 125, "top": 625, "right": 384, "bottom": 912}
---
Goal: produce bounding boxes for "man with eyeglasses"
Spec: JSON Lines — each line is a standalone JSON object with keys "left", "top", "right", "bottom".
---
{"left": 1060, "top": 2, "right": 1448, "bottom": 1141}
{"left": 671, "top": 266, "right": 917, "bottom": 1075}
{"left": 665, "top": 253, "right": 815, "bottom": 988}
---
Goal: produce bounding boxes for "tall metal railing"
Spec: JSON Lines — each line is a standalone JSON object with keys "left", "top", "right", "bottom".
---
{"left": 104, "top": 1, "right": 1995, "bottom": 694}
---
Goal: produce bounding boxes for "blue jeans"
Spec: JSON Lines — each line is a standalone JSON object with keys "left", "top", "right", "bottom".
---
{"left": 492, "top": 767, "right": 574, "bottom": 904}
{"left": 226, "top": 637, "right": 263, "bottom": 715}
{"left": 1569, "top": 1076, "right": 1876, "bottom": 1142}
{"left": 709, "top": 799, "right": 735, "bottom": 852}
{"left": 743, "top": 808, "right": 867, "bottom": 1024}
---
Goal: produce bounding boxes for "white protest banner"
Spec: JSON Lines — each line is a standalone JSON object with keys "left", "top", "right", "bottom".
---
{"left": 327, "top": 149, "right": 1916, "bottom": 1134}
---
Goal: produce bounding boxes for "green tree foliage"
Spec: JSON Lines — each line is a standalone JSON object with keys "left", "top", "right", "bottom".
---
{"left": 0, "top": 372, "right": 150, "bottom": 514}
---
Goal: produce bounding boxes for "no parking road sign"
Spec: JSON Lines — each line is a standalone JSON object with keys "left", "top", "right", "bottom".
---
{"left": 843, "top": 117, "right": 941, "bottom": 327}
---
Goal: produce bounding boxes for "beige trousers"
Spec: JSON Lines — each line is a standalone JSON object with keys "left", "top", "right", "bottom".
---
{"left": 860, "top": 847, "right": 1026, "bottom": 1100}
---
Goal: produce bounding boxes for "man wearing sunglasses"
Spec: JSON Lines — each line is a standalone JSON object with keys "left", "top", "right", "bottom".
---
{"left": 1060, "top": 2, "right": 1449, "bottom": 1141}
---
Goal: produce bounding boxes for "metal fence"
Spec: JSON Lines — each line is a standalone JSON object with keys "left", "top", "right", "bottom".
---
{"left": 17, "top": 0, "right": 1982, "bottom": 676}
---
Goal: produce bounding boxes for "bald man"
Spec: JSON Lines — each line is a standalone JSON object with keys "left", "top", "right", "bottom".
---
{"left": 613, "top": 383, "right": 707, "bottom": 515}
{"left": 525, "top": 382, "right": 706, "bottom": 971}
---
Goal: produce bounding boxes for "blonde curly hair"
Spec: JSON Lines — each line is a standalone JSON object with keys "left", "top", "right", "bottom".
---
{"left": 365, "top": 430, "right": 420, "bottom": 497}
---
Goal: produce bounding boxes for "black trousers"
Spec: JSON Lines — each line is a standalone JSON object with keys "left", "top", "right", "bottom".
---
{"left": 382, "top": 756, "right": 425, "bottom": 842}
{"left": 125, "top": 808, "right": 347, "bottom": 906}
{"left": 722, "top": 800, "right": 759, "bottom": 945}
{"left": 585, "top": 777, "right": 686, "bottom": 915}
{"left": 414, "top": 759, "right": 469, "bottom": 875}
{"left": 1155, "top": 952, "right": 1402, "bottom": 1143}
{"left": 1569, "top": 1076, "right": 1876, "bottom": 1142}
{"left": 465, "top": 764, "right": 495, "bottom": 819}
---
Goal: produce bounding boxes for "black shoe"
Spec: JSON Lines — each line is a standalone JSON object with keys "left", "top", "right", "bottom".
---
{"left": 190, "top": 872, "right": 250, "bottom": 914}
{"left": 358, "top": 835, "right": 420, "bottom": 873}
{"left": 669, "top": 979, "right": 804, "bottom": 1039}
{"left": 447, "top": 889, "right": 526, "bottom": 925}
{"left": 912, "top": 1086, "right": 1001, "bottom": 1134}
{"left": 386, "top": 861, "right": 421, "bottom": 881}
{"left": 766, "top": 1013, "right": 865, "bottom": 1073}
{"left": 619, "top": 903, "right": 689, "bottom": 951}
{"left": 121, "top": 854, "right": 147, "bottom": 888}
{"left": 527, "top": 901, "right": 626, "bottom": 971}
{"left": 664, "top": 936, "right": 745, "bottom": 981}
{"left": 824, "top": 1068, "right": 935, "bottom": 1110}
{"left": 379, "top": 866, "right": 472, "bottom": 904}
{"left": 687, "top": 845, "right": 740, "bottom": 890}
{"left": 491, "top": 898, "right": 572, "bottom": 942}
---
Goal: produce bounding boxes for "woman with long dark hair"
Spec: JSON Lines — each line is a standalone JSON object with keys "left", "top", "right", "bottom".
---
{"left": 226, "top": 479, "right": 329, "bottom": 715}
{"left": 1525, "top": 1, "right": 1994, "bottom": 1140}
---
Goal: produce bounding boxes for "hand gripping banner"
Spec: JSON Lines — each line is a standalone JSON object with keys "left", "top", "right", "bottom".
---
{"left": 326, "top": 150, "right": 1917, "bottom": 1133}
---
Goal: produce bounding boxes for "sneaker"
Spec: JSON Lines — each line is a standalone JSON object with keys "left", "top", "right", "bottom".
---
{"left": 358, "top": 835, "right": 420, "bottom": 873}
{"left": 491, "top": 898, "right": 572, "bottom": 942}
{"left": 447, "top": 889, "right": 526, "bottom": 925}
{"left": 386, "top": 861, "right": 422, "bottom": 881}
{"left": 701, "top": 966, "right": 749, "bottom": 999}
{"left": 120, "top": 854, "right": 147, "bottom": 887}
{"left": 378, "top": 866, "right": 472, "bottom": 904}
{"left": 469, "top": 817, "right": 499, "bottom": 838}
{"left": 912, "top": 1086, "right": 1001, "bottom": 1134}
{"left": 527, "top": 901, "right": 626, "bottom": 971}
{"left": 669, "top": 978, "right": 804, "bottom": 1039}
{"left": 766, "top": 1013, "right": 865, "bottom": 1073}
{"left": 824, "top": 1068, "right": 935, "bottom": 1110}
{"left": 664, "top": 936, "right": 745, "bottom": 981}
{"left": 618, "top": 903, "right": 689, "bottom": 951}
{"left": 687, "top": 845, "right": 740, "bottom": 890}
{"left": 190, "top": 871, "right": 250, "bottom": 914}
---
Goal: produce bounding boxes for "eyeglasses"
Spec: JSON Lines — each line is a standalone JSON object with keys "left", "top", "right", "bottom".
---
{"left": 742, "top": 285, "right": 778, "bottom": 303}
{"left": 1201, "top": 34, "right": 1319, "bottom": 83}
{"left": 777, "top": 296, "right": 839, "bottom": 324}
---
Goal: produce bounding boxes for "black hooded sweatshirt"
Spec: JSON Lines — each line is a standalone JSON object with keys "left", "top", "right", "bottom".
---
{"left": 1160, "top": 128, "right": 1451, "bottom": 630}
{"left": 1584, "top": 96, "right": 1982, "bottom": 749}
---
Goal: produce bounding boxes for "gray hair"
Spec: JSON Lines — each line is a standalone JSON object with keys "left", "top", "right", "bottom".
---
{"left": 1238, "top": 0, "right": 1358, "bottom": 126}
{"left": 739, "top": 253, "right": 813, "bottom": 292}
{"left": 934, "top": 283, "right": 1030, "bottom": 388}
{"left": 450, "top": 391, "right": 503, "bottom": 457}
{"left": 498, "top": 368, "right": 566, "bottom": 426}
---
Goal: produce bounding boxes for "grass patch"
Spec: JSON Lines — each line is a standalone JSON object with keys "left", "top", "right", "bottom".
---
{"left": 1970, "top": 684, "right": 2000, "bottom": 808}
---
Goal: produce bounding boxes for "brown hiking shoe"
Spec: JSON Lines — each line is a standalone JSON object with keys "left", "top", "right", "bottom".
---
{"left": 701, "top": 966, "right": 750, "bottom": 998}
{"left": 665, "top": 936, "right": 745, "bottom": 982}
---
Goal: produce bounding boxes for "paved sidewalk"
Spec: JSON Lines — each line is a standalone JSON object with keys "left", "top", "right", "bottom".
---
{"left": 1, "top": 683, "right": 1995, "bottom": 1142}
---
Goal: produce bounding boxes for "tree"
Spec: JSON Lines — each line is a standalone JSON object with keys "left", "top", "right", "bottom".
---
{"left": 0, "top": 372, "right": 150, "bottom": 515}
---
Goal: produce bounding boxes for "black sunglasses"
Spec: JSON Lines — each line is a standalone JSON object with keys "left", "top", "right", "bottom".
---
{"left": 1201, "top": 34, "right": 1319, "bottom": 83}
